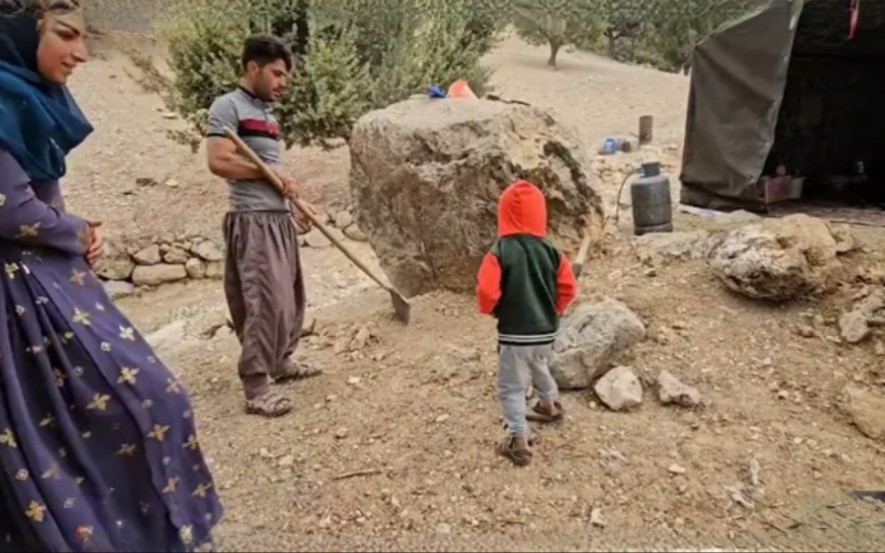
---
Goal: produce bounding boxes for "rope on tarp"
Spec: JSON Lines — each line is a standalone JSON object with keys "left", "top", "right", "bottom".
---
{"left": 850, "top": 0, "right": 861, "bottom": 38}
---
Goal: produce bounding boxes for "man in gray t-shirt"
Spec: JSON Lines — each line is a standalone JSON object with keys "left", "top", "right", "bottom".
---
{"left": 205, "top": 35, "right": 321, "bottom": 418}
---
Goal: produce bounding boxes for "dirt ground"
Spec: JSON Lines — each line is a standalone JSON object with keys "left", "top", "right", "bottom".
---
{"left": 63, "top": 33, "right": 885, "bottom": 551}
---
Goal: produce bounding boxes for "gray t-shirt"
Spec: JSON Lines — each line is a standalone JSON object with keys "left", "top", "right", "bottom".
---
{"left": 206, "top": 87, "right": 288, "bottom": 212}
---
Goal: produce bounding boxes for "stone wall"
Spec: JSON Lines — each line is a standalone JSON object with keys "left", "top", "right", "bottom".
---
{"left": 96, "top": 207, "right": 368, "bottom": 298}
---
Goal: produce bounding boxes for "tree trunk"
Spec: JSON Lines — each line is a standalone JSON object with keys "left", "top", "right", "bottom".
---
{"left": 293, "top": 0, "right": 310, "bottom": 59}
{"left": 547, "top": 42, "right": 561, "bottom": 68}
{"left": 607, "top": 35, "right": 616, "bottom": 59}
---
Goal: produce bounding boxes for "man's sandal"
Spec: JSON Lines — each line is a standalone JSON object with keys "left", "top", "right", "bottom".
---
{"left": 245, "top": 392, "right": 293, "bottom": 417}
{"left": 273, "top": 360, "right": 322, "bottom": 385}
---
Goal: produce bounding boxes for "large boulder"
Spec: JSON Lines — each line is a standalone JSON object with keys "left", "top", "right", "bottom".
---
{"left": 706, "top": 214, "right": 841, "bottom": 301}
{"left": 349, "top": 97, "right": 603, "bottom": 297}
{"left": 549, "top": 298, "right": 646, "bottom": 390}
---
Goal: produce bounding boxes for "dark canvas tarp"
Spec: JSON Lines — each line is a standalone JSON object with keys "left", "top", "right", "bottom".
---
{"left": 680, "top": 0, "right": 801, "bottom": 209}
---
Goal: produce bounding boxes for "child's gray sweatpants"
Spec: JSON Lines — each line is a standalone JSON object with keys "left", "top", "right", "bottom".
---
{"left": 498, "top": 343, "right": 559, "bottom": 437}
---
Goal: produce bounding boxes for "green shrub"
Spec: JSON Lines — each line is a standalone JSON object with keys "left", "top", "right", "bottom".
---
{"left": 153, "top": 0, "right": 497, "bottom": 150}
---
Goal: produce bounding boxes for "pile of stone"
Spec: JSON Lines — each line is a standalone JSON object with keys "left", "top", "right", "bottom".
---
{"left": 94, "top": 233, "right": 226, "bottom": 297}
{"left": 95, "top": 208, "right": 369, "bottom": 298}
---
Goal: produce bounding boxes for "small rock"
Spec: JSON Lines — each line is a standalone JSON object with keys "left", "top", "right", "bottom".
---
{"left": 749, "top": 457, "right": 761, "bottom": 487}
{"left": 839, "top": 292, "right": 884, "bottom": 344}
{"left": 334, "top": 211, "right": 354, "bottom": 229}
{"left": 278, "top": 454, "right": 295, "bottom": 467}
{"left": 303, "top": 228, "right": 332, "bottom": 248}
{"left": 165, "top": 178, "right": 180, "bottom": 188}
{"left": 163, "top": 247, "right": 189, "bottom": 264}
{"left": 334, "top": 428, "right": 348, "bottom": 439}
{"left": 875, "top": 341, "right": 885, "bottom": 356}
{"left": 590, "top": 507, "right": 605, "bottom": 528}
{"left": 435, "top": 414, "right": 450, "bottom": 423}
{"left": 135, "top": 177, "right": 159, "bottom": 187}
{"left": 343, "top": 224, "right": 367, "bottom": 242}
{"left": 795, "top": 324, "right": 816, "bottom": 338}
{"left": 185, "top": 257, "right": 207, "bottom": 279}
{"left": 727, "top": 486, "right": 755, "bottom": 509}
{"left": 131, "top": 264, "right": 187, "bottom": 286}
{"left": 145, "top": 319, "right": 187, "bottom": 350}
{"left": 668, "top": 463, "right": 687, "bottom": 475}
{"left": 830, "top": 224, "right": 856, "bottom": 254}
{"left": 102, "top": 280, "right": 134, "bottom": 300}
{"left": 132, "top": 244, "right": 162, "bottom": 266}
{"left": 594, "top": 366, "right": 643, "bottom": 411}
{"left": 204, "top": 261, "right": 223, "bottom": 279}
{"left": 191, "top": 240, "right": 224, "bottom": 262}
{"left": 347, "top": 376, "right": 362, "bottom": 386}
{"left": 350, "top": 326, "right": 371, "bottom": 350}
{"left": 657, "top": 370, "right": 702, "bottom": 407}
{"left": 436, "top": 523, "right": 451, "bottom": 535}
{"left": 842, "top": 386, "right": 885, "bottom": 441}
{"left": 840, "top": 310, "right": 871, "bottom": 344}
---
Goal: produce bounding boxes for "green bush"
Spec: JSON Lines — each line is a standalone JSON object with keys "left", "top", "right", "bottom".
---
{"left": 154, "top": 0, "right": 497, "bottom": 150}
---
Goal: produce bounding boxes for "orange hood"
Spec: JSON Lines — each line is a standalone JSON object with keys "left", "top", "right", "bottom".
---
{"left": 497, "top": 180, "right": 547, "bottom": 238}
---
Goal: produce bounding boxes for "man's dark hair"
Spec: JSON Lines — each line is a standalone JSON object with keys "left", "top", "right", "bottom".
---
{"left": 241, "top": 35, "right": 292, "bottom": 72}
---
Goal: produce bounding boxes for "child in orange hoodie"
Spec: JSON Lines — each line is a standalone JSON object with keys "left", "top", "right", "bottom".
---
{"left": 476, "top": 180, "right": 578, "bottom": 466}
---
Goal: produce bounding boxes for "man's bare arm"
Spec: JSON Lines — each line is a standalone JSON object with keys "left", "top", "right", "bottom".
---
{"left": 206, "top": 137, "right": 266, "bottom": 181}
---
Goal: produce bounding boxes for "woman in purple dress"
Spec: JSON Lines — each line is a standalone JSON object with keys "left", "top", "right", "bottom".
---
{"left": 0, "top": 1, "right": 222, "bottom": 551}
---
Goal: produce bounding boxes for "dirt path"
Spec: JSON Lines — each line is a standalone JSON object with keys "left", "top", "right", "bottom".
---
{"left": 115, "top": 228, "right": 885, "bottom": 552}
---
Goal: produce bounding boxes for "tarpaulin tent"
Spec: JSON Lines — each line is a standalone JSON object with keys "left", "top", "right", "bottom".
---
{"left": 680, "top": 0, "right": 885, "bottom": 209}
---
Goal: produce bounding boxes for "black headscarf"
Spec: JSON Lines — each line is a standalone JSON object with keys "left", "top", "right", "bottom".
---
{"left": 0, "top": 2, "right": 41, "bottom": 73}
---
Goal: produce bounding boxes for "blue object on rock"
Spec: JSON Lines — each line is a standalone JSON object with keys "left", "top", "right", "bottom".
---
{"left": 427, "top": 84, "right": 446, "bottom": 98}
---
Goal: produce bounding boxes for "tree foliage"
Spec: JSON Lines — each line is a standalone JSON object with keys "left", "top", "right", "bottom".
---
{"left": 596, "top": 0, "right": 765, "bottom": 73}
{"left": 153, "top": 0, "right": 501, "bottom": 150}
{"left": 510, "top": 0, "right": 602, "bottom": 68}
{"left": 508, "top": 0, "right": 764, "bottom": 73}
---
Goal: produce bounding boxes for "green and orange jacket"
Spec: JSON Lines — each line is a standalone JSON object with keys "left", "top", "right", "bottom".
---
{"left": 476, "top": 180, "right": 578, "bottom": 345}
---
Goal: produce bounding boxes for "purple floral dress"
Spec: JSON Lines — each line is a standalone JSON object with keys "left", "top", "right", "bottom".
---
{"left": 0, "top": 150, "right": 222, "bottom": 552}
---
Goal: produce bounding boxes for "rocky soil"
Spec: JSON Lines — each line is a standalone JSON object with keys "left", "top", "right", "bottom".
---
{"left": 58, "top": 32, "right": 885, "bottom": 552}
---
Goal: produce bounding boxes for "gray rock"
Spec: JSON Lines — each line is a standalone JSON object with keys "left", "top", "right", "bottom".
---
{"left": 334, "top": 210, "right": 354, "bottom": 229}
{"left": 706, "top": 214, "right": 841, "bottom": 301}
{"left": 843, "top": 386, "right": 885, "bottom": 441}
{"left": 343, "top": 224, "right": 367, "bottom": 242}
{"left": 839, "top": 291, "right": 885, "bottom": 344}
{"left": 830, "top": 224, "right": 857, "bottom": 254}
{"left": 185, "top": 257, "right": 207, "bottom": 279}
{"left": 302, "top": 227, "right": 332, "bottom": 248}
{"left": 191, "top": 239, "right": 224, "bottom": 262}
{"left": 205, "top": 261, "right": 224, "bottom": 279}
{"left": 594, "top": 366, "right": 643, "bottom": 411}
{"left": 657, "top": 370, "right": 701, "bottom": 407}
{"left": 132, "top": 244, "right": 162, "bottom": 266}
{"left": 163, "top": 246, "right": 189, "bottom": 264}
{"left": 102, "top": 279, "right": 134, "bottom": 299}
{"left": 349, "top": 97, "right": 603, "bottom": 296}
{"left": 93, "top": 240, "right": 135, "bottom": 280}
{"left": 146, "top": 319, "right": 187, "bottom": 351}
{"left": 634, "top": 231, "right": 712, "bottom": 266}
{"left": 549, "top": 298, "right": 646, "bottom": 390}
{"left": 131, "top": 264, "right": 187, "bottom": 286}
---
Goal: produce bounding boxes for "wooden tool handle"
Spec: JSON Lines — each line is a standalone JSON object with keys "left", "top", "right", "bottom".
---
{"left": 221, "top": 127, "right": 389, "bottom": 290}
{"left": 574, "top": 231, "right": 593, "bottom": 267}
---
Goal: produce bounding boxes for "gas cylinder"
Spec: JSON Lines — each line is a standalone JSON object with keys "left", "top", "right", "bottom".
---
{"left": 630, "top": 161, "right": 673, "bottom": 235}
